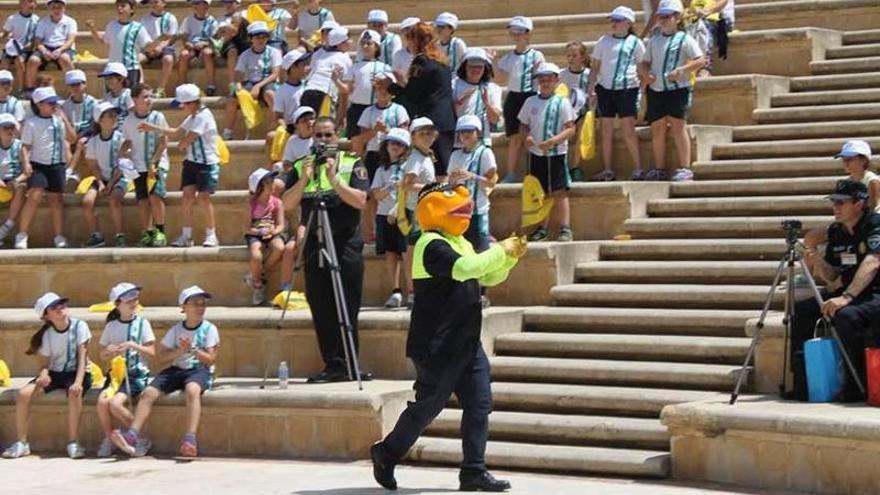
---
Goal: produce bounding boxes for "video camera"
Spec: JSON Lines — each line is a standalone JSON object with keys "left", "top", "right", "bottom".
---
{"left": 782, "top": 219, "right": 802, "bottom": 247}
{"left": 311, "top": 142, "right": 339, "bottom": 165}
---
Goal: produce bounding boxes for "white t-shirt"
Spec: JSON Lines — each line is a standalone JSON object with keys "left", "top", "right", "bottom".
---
{"left": 100, "top": 316, "right": 156, "bottom": 382}
{"left": 439, "top": 37, "right": 467, "bottom": 71}
{"left": 160, "top": 320, "right": 220, "bottom": 370}
{"left": 273, "top": 81, "right": 304, "bottom": 124}
{"left": 180, "top": 14, "right": 217, "bottom": 44}
{"left": 236, "top": 46, "right": 282, "bottom": 84}
{"left": 403, "top": 149, "right": 435, "bottom": 210}
{"left": 344, "top": 60, "right": 391, "bottom": 106}
{"left": 122, "top": 110, "right": 170, "bottom": 172}
{"left": 378, "top": 32, "right": 402, "bottom": 67}
{"left": 644, "top": 31, "right": 703, "bottom": 92}
{"left": 391, "top": 48, "right": 414, "bottom": 75}
{"left": 306, "top": 49, "right": 351, "bottom": 100}
{"left": 0, "top": 139, "right": 24, "bottom": 180}
{"left": 62, "top": 94, "right": 99, "bottom": 135}
{"left": 447, "top": 145, "right": 497, "bottom": 215}
{"left": 39, "top": 318, "right": 92, "bottom": 373}
{"left": 3, "top": 11, "right": 39, "bottom": 51}
{"left": 357, "top": 102, "right": 409, "bottom": 152}
{"left": 452, "top": 78, "right": 502, "bottom": 148}
{"left": 591, "top": 34, "right": 646, "bottom": 90}
{"left": 34, "top": 14, "right": 76, "bottom": 49}
{"left": 282, "top": 134, "right": 312, "bottom": 164}
{"left": 141, "top": 11, "right": 178, "bottom": 40}
{"left": 21, "top": 115, "right": 66, "bottom": 164}
{"left": 0, "top": 96, "right": 26, "bottom": 123}
{"left": 561, "top": 68, "right": 590, "bottom": 93}
{"left": 371, "top": 161, "right": 404, "bottom": 216}
{"left": 517, "top": 93, "right": 576, "bottom": 157}
{"left": 297, "top": 7, "right": 334, "bottom": 40}
{"left": 181, "top": 107, "right": 220, "bottom": 164}
{"left": 85, "top": 129, "right": 124, "bottom": 181}
{"left": 497, "top": 48, "right": 545, "bottom": 93}
{"left": 723, "top": 0, "right": 736, "bottom": 26}
{"left": 103, "top": 20, "right": 151, "bottom": 70}
{"left": 267, "top": 7, "right": 292, "bottom": 43}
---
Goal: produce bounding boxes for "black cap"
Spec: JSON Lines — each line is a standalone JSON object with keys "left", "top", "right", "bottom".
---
{"left": 828, "top": 179, "right": 869, "bottom": 201}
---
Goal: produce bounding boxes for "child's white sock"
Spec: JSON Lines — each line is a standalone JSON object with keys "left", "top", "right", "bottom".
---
{"left": 206, "top": 227, "right": 216, "bottom": 237}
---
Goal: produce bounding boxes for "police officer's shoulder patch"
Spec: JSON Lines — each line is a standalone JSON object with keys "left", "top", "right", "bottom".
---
{"left": 355, "top": 166, "right": 368, "bottom": 181}
{"left": 867, "top": 235, "right": 880, "bottom": 253}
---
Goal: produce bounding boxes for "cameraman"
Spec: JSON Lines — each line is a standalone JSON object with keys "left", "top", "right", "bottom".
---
{"left": 790, "top": 179, "right": 880, "bottom": 401}
{"left": 282, "top": 117, "right": 372, "bottom": 383}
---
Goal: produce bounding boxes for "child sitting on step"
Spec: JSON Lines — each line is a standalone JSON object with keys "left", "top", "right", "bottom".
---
{"left": 0, "top": 113, "right": 31, "bottom": 245}
{"left": 0, "top": 70, "right": 26, "bottom": 125}
{"left": 81, "top": 102, "right": 129, "bottom": 248}
{"left": 245, "top": 167, "right": 286, "bottom": 306}
{"left": 139, "top": 0, "right": 179, "bottom": 98}
{"left": 95, "top": 282, "right": 156, "bottom": 458}
{"left": 99, "top": 62, "right": 134, "bottom": 127}
{"left": 295, "top": 0, "right": 334, "bottom": 43}
{"left": 2, "top": 292, "right": 92, "bottom": 459}
{"left": 0, "top": 0, "right": 40, "bottom": 95}
{"left": 265, "top": 48, "right": 308, "bottom": 167}
{"left": 112, "top": 285, "right": 220, "bottom": 458}
{"left": 178, "top": 0, "right": 218, "bottom": 96}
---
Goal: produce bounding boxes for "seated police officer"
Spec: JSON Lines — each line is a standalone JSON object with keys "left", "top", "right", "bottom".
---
{"left": 791, "top": 179, "right": 880, "bottom": 401}
{"left": 282, "top": 116, "right": 373, "bottom": 383}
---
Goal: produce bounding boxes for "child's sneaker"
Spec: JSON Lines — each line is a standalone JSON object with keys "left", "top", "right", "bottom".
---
{"left": 202, "top": 232, "right": 219, "bottom": 248}
{"left": 384, "top": 291, "right": 403, "bottom": 309}
{"left": 133, "top": 437, "right": 152, "bottom": 457}
{"left": 84, "top": 232, "right": 105, "bottom": 248}
{"left": 170, "top": 234, "right": 193, "bottom": 248}
{"left": 13, "top": 232, "right": 27, "bottom": 249}
{"left": 527, "top": 226, "right": 549, "bottom": 242}
{"left": 221, "top": 128, "right": 234, "bottom": 140}
{"left": 53, "top": 235, "right": 68, "bottom": 248}
{"left": 97, "top": 436, "right": 115, "bottom": 457}
{"left": 153, "top": 231, "right": 167, "bottom": 247}
{"left": 66, "top": 441, "right": 85, "bottom": 459}
{"left": 206, "top": 84, "right": 217, "bottom": 97}
{"left": 115, "top": 233, "right": 127, "bottom": 247}
{"left": 644, "top": 168, "right": 668, "bottom": 181}
{"left": 178, "top": 434, "right": 198, "bottom": 458}
{"left": 557, "top": 226, "right": 573, "bottom": 242}
{"left": 0, "top": 221, "right": 13, "bottom": 242}
{"left": 672, "top": 167, "right": 694, "bottom": 182}
{"left": 140, "top": 229, "right": 155, "bottom": 247}
{"left": 111, "top": 428, "right": 137, "bottom": 455}
{"left": 2, "top": 440, "right": 30, "bottom": 458}
{"left": 252, "top": 284, "right": 266, "bottom": 306}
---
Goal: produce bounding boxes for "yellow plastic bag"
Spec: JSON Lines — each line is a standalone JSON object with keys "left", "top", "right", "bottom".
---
{"left": 270, "top": 124, "right": 290, "bottom": 162}
{"left": 272, "top": 290, "right": 309, "bottom": 311}
{"left": 216, "top": 136, "right": 230, "bottom": 165}
{"left": 245, "top": 4, "right": 278, "bottom": 32}
{"left": 395, "top": 185, "right": 411, "bottom": 236}
{"left": 521, "top": 174, "right": 554, "bottom": 228}
{"left": 0, "top": 187, "right": 12, "bottom": 203}
{"left": 318, "top": 94, "right": 333, "bottom": 118}
{"left": 74, "top": 50, "right": 100, "bottom": 62}
{"left": 579, "top": 110, "right": 596, "bottom": 161}
{"left": 104, "top": 356, "right": 127, "bottom": 399}
{"left": 89, "top": 361, "right": 105, "bottom": 386}
{"left": 0, "top": 359, "right": 10, "bottom": 387}
{"left": 236, "top": 89, "right": 263, "bottom": 130}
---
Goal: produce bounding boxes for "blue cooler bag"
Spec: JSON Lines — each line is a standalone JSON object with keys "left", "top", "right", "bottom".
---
{"left": 804, "top": 319, "right": 844, "bottom": 402}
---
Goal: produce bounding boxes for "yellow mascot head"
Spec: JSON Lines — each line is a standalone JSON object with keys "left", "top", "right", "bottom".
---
{"left": 415, "top": 182, "right": 473, "bottom": 237}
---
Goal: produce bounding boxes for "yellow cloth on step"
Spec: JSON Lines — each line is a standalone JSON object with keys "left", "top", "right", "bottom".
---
{"left": 270, "top": 124, "right": 290, "bottom": 162}
{"left": 89, "top": 361, "right": 105, "bottom": 386}
{"left": 104, "top": 356, "right": 127, "bottom": 399}
{"left": 74, "top": 50, "right": 100, "bottom": 62}
{"left": 0, "top": 359, "right": 10, "bottom": 387}
{"left": 272, "top": 290, "right": 309, "bottom": 311}
{"left": 521, "top": 174, "right": 554, "bottom": 228}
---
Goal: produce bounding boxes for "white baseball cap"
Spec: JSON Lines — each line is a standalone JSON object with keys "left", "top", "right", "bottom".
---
{"left": 178, "top": 285, "right": 211, "bottom": 305}
{"left": 34, "top": 292, "right": 68, "bottom": 317}
{"left": 64, "top": 69, "right": 87, "bottom": 85}
{"left": 835, "top": 139, "right": 873, "bottom": 159}
{"left": 463, "top": 47, "right": 492, "bottom": 66}
{"left": 411, "top": 117, "right": 436, "bottom": 131}
{"left": 248, "top": 167, "right": 278, "bottom": 194}
{"left": 434, "top": 12, "right": 459, "bottom": 30}
{"left": 0, "top": 70, "right": 13, "bottom": 83}
{"left": 373, "top": 70, "right": 396, "bottom": 84}
{"left": 293, "top": 105, "right": 316, "bottom": 123}
{"left": 360, "top": 29, "right": 381, "bottom": 45}
{"left": 609, "top": 6, "right": 636, "bottom": 23}
{"left": 455, "top": 114, "right": 482, "bottom": 132}
{"left": 109, "top": 282, "right": 142, "bottom": 303}
{"left": 173, "top": 83, "right": 201, "bottom": 105}
{"left": 367, "top": 9, "right": 389, "bottom": 24}
{"left": 507, "top": 16, "right": 533, "bottom": 32}
{"left": 92, "top": 101, "right": 119, "bottom": 122}
{"left": 400, "top": 17, "right": 421, "bottom": 31}
{"left": 328, "top": 27, "right": 350, "bottom": 47}
{"left": 247, "top": 21, "right": 271, "bottom": 36}
{"left": 31, "top": 87, "right": 60, "bottom": 104}
{"left": 383, "top": 127, "right": 411, "bottom": 147}
{"left": 320, "top": 20, "right": 339, "bottom": 32}
{"left": 99, "top": 62, "right": 128, "bottom": 78}
{"left": 657, "top": 0, "right": 684, "bottom": 15}
{"left": 0, "top": 113, "right": 17, "bottom": 128}
{"left": 282, "top": 49, "right": 309, "bottom": 70}
{"left": 534, "top": 62, "right": 562, "bottom": 77}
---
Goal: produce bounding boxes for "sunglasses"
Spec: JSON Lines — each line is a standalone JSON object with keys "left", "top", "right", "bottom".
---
{"left": 314, "top": 132, "right": 334, "bottom": 138}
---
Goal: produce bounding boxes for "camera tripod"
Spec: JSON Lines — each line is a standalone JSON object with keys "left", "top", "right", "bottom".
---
{"left": 730, "top": 221, "right": 866, "bottom": 405}
{"left": 261, "top": 197, "right": 364, "bottom": 391}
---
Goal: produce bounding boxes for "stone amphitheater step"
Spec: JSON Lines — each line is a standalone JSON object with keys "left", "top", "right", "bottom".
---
{"left": 789, "top": 71, "right": 880, "bottom": 91}
{"left": 771, "top": 88, "right": 880, "bottom": 107}
{"left": 623, "top": 216, "right": 831, "bottom": 239}
{"left": 646, "top": 195, "right": 829, "bottom": 217}
{"left": 842, "top": 29, "right": 880, "bottom": 45}
{"left": 575, "top": 260, "right": 784, "bottom": 285}
{"left": 826, "top": 43, "right": 880, "bottom": 59}
{"left": 691, "top": 157, "right": 854, "bottom": 180}
{"left": 670, "top": 177, "right": 839, "bottom": 197}
{"left": 810, "top": 56, "right": 880, "bottom": 75}
{"left": 753, "top": 103, "right": 880, "bottom": 123}
{"left": 490, "top": 355, "right": 747, "bottom": 390}
{"left": 408, "top": 437, "right": 670, "bottom": 478}
{"left": 494, "top": 332, "right": 751, "bottom": 364}
{"left": 712, "top": 137, "right": 880, "bottom": 159}
{"left": 732, "top": 120, "right": 880, "bottom": 141}
{"left": 596, "top": 238, "right": 785, "bottom": 262}
{"left": 426, "top": 409, "right": 670, "bottom": 450}
{"left": 523, "top": 306, "right": 759, "bottom": 337}
{"left": 550, "top": 283, "right": 783, "bottom": 310}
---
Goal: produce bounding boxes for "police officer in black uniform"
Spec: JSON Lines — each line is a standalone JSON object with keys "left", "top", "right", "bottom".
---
{"left": 282, "top": 116, "right": 372, "bottom": 383}
{"left": 791, "top": 179, "right": 880, "bottom": 401}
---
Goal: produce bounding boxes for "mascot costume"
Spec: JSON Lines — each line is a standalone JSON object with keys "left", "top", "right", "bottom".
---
{"left": 371, "top": 182, "right": 527, "bottom": 492}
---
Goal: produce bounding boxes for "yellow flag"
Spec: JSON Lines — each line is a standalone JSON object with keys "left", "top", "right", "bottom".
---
{"left": 236, "top": 89, "right": 263, "bottom": 130}
{"left": 245, "top": 4, "right": 278, "bottom": 31}
{"left": 579, "top": 110, "right": 596, "bottom": 161}
{"left": 216, "top": 136, "right": 231, "bottom": 165}
{"left": 521, "top": 174, "right": 554, "bottom": 228}
{"left": 395, "top": 185, "right": 411, "bottom": 235}
{"left": 74, "top": 50, "right": 100, "bottom": 62}
{"left": 272, "top": 290, "right": 309, "bottom": 311}
{"left": 318, "top": 94, "right": 333, "bottom": 118}
{"left": 0, "top": 359, "right": 10, "bottom": 387}
{"left": 0, "top": 187, "right": 11, "bottom": 203}
{"left": 271, "top": 124, "right": 290, "bottom": 162}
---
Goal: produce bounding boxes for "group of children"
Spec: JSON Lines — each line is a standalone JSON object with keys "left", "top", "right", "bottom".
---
{"left": 2, "top": 283, "right": 219, "bottom": 459}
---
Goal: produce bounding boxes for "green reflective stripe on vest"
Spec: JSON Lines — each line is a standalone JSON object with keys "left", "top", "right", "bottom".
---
{"left": 542, "top": 95, "right": 562, "bottom": 155}
{"left": 412, "top": 231, "right": 476, "bottom": 280}
{"left": 294, "top": 152, "right": 359, "bottom": 194}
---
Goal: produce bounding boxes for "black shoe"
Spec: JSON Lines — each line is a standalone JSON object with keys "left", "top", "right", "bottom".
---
{"left": 306, "top": 368, "right": 349, "bottom": 384}
{"left": 370, "top": 442, "right": 397, "bottom": 490}
{"left": 459, "top": 472, "right": 511, "bottom": 492}
{"left": 357, "top": 371, "right": 374, "bottom": 382}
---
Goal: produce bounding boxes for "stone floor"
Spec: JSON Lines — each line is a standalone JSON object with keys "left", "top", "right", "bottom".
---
{"left": 2, "top": 456, "right": 810, "bottom": 495}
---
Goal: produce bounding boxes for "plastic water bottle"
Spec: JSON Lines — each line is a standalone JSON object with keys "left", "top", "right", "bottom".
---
{"left": 278, "top": 361, "right": 289, "bottom": 390}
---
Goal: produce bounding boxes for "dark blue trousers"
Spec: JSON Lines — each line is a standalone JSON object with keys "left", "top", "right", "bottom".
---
{"left": 383, "top": 343, "right": 492, "bottom": 479}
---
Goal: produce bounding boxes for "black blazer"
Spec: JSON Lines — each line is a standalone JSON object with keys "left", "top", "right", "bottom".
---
{"left": 389, "top": 54, "right": 456, "bottom": 132}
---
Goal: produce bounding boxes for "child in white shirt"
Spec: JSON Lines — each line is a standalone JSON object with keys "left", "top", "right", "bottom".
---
{"left": 85, "top": 0, "right": 152, "bottom": 87}
{"left": 177, "top": 0, "right": 218, "bottom": 96}
{"left": 139, "top": 0, "right": 179, "bottom": 98}
{"left": 0, "top": 112, "right": 30, "bottom": 244}
{"left": 81, "top": 102, "right": 128, "bottom": 248}
{"left": 0, "top": 0, "right": 39, "bottom": 94}
{"left": 25, "top": 0, "right": 76, "bottom": 92}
